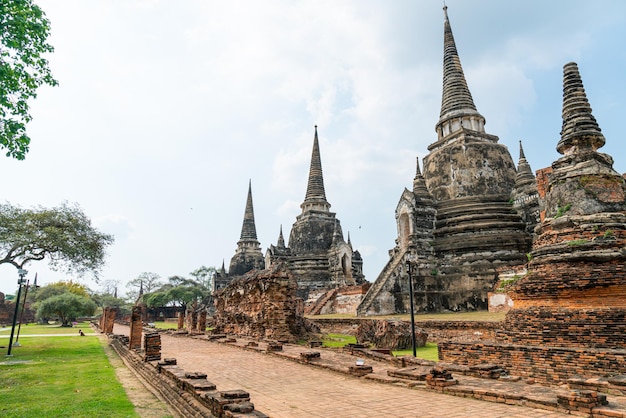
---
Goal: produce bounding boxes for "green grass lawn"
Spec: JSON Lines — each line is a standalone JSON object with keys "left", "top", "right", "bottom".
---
{"left": 392, "top": 342, "right": 439, "bottom": 362}
{"left": 0, "top": 332, "right": 138, "bottom": 417}
{"left": 150, "top": 321, "right": 179, "bottom": 330}
{"left": 322, "top": 333, "right": 357, "bottom": 347}
{"left": 0, "top": 321, "right": 95, "bottom": 336}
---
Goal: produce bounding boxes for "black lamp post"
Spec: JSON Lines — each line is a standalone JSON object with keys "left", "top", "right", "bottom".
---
{"left": 7, "top": 268, "right": 28, "bottom": 356}
{"left": 406, "top": 260, "right": 417, "bottom": 357}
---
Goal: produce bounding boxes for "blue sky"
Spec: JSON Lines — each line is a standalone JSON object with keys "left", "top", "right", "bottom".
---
{"left": 1, "top": 0, "right": 624, "bottom": 295}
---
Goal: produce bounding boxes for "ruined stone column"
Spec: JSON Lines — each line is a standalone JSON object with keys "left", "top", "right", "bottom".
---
{"left": 177, "top": 311, "right": 184, "bottom": 330}
{"left": 99, "top": 307, "right": 107, "bottom": 330}
{"left": 104, "top": 308, "right": 117, "bottom": 334}
{"left": 190, "top": 310, "right": 198, "bottom": 332}
{"left": 129, "top": 306, "right": 142, "bottom": 350}
{"left": 197, "top": 310, "right": 207, "bottom": 333}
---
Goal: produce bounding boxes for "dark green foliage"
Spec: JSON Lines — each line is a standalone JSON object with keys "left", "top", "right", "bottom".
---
{"left": 0, "top": 202, "right": 114, "bottom": 278}
{"left": 0, "top": 0, "right": 58, "bottom": 159}
{"left": 36, "top": 292, "right": 96, "bottom": 325}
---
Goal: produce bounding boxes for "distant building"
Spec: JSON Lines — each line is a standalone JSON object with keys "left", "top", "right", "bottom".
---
{"left": 228, "top": 181, "right": 266, "bottom": 277}
{"left": 266, "top": 126, "right": 365, "bottom": 301}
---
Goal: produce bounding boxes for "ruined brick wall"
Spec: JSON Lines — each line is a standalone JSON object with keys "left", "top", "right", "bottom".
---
{"left": 214, "top": 266, "right": 310, "bottom": 343}
{"left": 499, "top": 307, "right": 626, "bottom": 349}
{"left": 439, "top": 341, "right": 626, "bottom": 384}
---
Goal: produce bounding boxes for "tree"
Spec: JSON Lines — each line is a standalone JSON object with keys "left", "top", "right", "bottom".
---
{"left": 0, "top": 202, "right": 114, "bottom": 279}
{"left": 0, "top": 0, "right": 58, "bottom": 159}
{"left": 144, "top": 273, "right": 212, "bottom": 312}
{"left": 189, "top": 265, "right": 216, "bottom": 290}
{"left": 36, "top": 292, "right": 96, "bottom": 326}
{"left": 30, "top": 280, "right": 90, "bottom": 303}
{"left": 126, "top": 272, "right": 161, "bottom": 301}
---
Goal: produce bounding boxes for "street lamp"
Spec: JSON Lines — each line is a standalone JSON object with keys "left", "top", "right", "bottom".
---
{"left": 7, "top": 269, "right": 28, "bottom": 356}
{"left": 406, "top": 260, "right": 417, "bottom": 357}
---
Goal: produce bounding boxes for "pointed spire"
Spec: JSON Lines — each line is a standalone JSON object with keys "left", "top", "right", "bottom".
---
{"left": 220, "top": 260, "right": 226, "bottom": 274}
{"left": 557, "top": 62, "right": 605, "bottom": 155}
{"left": 436, "top": 5, "right": 485, "bottom": 139}
{"left": 515, "top": 140, "right": 535, "bottom": 188}
{"left": 239, "top": 180, "right": 258, "bottom": 240}
{"left": 347, "top": 231, "right": 352, "bottom": 246}
{"left": 412, "top": 156, "right": 431, "bottom": 198}
{"left": 277, "top": 225, "right": 285, "bottom": 248}
{"left": 301, "top": 125, "right": 331, "bottom": 213}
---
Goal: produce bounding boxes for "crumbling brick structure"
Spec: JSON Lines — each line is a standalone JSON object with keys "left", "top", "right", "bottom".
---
{"left": 129, "top": 305, "right": 142, "bottom": 350}
{"left": 100, "top": 307, "right": 117, "bottom": 334}
{"left": 213, "top": 264, "right": 313, "bottom": 343}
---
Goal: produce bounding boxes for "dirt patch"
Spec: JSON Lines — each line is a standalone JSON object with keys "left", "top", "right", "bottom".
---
{"left": 100, "top": 336, "right": 177, "bottom": 418}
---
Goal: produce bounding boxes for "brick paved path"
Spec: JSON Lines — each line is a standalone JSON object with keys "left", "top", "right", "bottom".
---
{"left": 115, "top": 326, "right": 571, "bottom": 418}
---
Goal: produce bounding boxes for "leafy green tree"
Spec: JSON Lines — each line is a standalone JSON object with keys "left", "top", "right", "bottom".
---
{"left": 30, "top": 280, "right": 90, "bottom": 303}
{"left": 0, "top": 0, "right": 58, "bottom": 159}
{"left": 126, "top": 272, "right": 161, "bottom": 301}
{"left": 36, "top": 292, "right": 96, "bottom": 326}
{"left": 144, "top": 271, "right": 214, "bottom": 312}
{"left": 0, "top": 202, "right": 114, "bottom": 278}
{"left": 190, "top": 265, "right": 216, "bottom": 290}
{"left": 90, "top": 292, "right": 131, "bottom": 317}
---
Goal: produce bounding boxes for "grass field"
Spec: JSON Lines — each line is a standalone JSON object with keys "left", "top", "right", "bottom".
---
{"left": 392, "top": 343, "right": 439, "bottom": 361}
{"left": 0, "top": 323, "right": 138, "bottom": 418}
{"left": 0, "top": 321, "right": 95, "bottom": 336}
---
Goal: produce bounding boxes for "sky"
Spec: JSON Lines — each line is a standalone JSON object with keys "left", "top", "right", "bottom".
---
{"left": 1, "top": 0, "right": 625, "bottom": 296}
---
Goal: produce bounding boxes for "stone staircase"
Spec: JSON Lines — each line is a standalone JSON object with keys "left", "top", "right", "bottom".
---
{"left": 305, "top": 288, "right": 338, "bottom": 316}
{"left": 356, "top": 247, "right": 408, "bottom": 316}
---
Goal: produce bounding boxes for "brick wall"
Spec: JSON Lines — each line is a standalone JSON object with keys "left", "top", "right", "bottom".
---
{"left": 500, "top": 307, "right": 626, "bottom": 349}
{"left": 439, "top": 341, "right": 626, "bottom": 384}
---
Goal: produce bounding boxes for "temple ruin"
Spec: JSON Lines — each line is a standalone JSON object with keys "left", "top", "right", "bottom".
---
{"left": 213, "top": 264, "right": 314, "bottom": 343}
{"left": 220, "top": 129, "right": 366, "bottom": 307}
{"left": 439, "top": 61, "right": 626, "bottom": 383}
{"left": 228, "top": 180, "right": 265, "bottom": 277}
{"left": 357, "top": 6, "right": 536, "bottom": 316}
{"left": 265, "top": 126, "right": 366, "bottom": 303}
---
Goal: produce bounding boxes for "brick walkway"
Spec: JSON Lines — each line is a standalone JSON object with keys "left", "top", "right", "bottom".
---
{"left": 115, "top": 325, "right": 573, "bottom": 418}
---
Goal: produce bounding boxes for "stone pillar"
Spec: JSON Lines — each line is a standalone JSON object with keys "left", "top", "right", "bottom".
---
{"left": 190, "top": 310, "right": 198, "bottom": 332}
{"left": 103, "top": 307, "right": 117, "bottom": 334}
{"left": 177, "top": 311, "right": 185, "bottom": 330}
{"left": 99, "top": 307, "right": 107, "bottom": 330}
{"left": 143, "top": 332, "right": 161, "bottom": 362}
{"left": 197, "top": 310, "right": 207, "bottom": 333}
{"left": 129, "top": 306, "right": 142, "bottom": 350}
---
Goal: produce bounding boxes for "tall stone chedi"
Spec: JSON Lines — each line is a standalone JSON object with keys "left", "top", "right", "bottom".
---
{"left": 228, "top": 181, "right": 265, "bottom": 276}
{"left": 267, "top": 126, "right": 365, "bottom": 301}
{"left": 358, "top": 7, "right": 531, "bottom": 315}
{"left": 438, "top": 63, "right": 626, "bottom": 384}
{"left": 503, "top": 62, "right": 626, "bottom": 349}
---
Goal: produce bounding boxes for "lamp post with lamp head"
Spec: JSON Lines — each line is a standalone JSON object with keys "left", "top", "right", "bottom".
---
{"left": 7, "top": 268, "right": 28, "bottom": 356}
{"left": 406, "top": 258, "right": 417, "bottom": 357}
